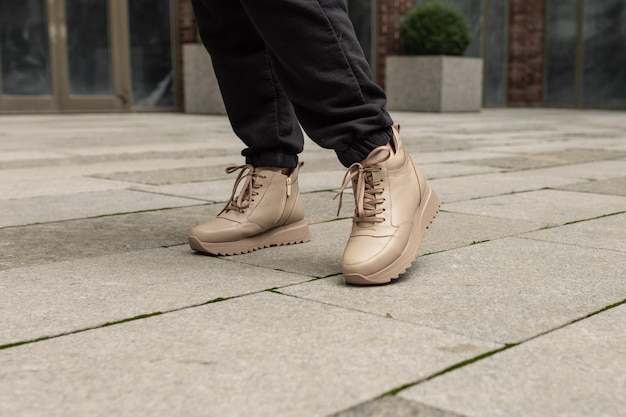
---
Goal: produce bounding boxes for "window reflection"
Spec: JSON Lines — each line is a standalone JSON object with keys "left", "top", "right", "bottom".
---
{"left": 582, "top": 0, "right": 626, "bottom": 107}
{"left": 484, "top": 0, "right": 508, "bottom": 106}
{"left": 129, "top": 0, "right": 174, "bottom": 107}
{"left": 65, "top": 0, "right": 112, "bottom": 95}
{"left": 545, "top": 0, "right": 577, "bottom": 106}
{"left": 0, "top": 0, "right": 51, "bottom": 95}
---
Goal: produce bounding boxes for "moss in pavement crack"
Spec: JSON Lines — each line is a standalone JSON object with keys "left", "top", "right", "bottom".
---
{"left": 383, "top": 344, "right": 517, "bottom": 396}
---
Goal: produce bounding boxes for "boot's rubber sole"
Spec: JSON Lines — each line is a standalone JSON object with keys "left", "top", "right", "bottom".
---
{"left": 344, "top": 186, "right": 440, "bottom": 285}
{"left": 189, "top": 219, "right": 311, "bottom": 256}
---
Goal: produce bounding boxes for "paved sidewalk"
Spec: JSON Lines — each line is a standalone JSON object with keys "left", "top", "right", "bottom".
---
{"left": 1, "top": 109, "right": 625, "bottom": 417}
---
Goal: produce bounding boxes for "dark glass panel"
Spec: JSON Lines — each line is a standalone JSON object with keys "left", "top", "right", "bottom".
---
{"left": 128, "top": 0, "right": 174, "bottom": 107}
{"left": 582, "top": 0, "right": 626, "bottom": 107}
{"left": 0, "top": 0, "right": 51, "bottom": 95}
{"left": 484, "top": 0, "right": 508, "bottom": 106}
{"left": 65, "top": 0, "right": 112, "bottom": 95}
{"left": 545, "top": 0, "right": 577, "bottom": 106}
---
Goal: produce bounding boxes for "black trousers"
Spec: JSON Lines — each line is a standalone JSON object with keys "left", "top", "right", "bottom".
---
{"left": 192, "top": 0, "right": 393, "bottom": 168}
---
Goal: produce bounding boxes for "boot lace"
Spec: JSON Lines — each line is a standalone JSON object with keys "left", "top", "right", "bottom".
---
{"left": 220, "top": 164, "right": 265, "bottom": 214}
{"left": 334, "top": 146, "right": 391, "bottom": 224}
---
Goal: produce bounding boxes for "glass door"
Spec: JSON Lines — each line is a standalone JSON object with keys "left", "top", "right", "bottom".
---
{"left": 0, "top": 0, "right": 130, "bottom": 112}
{"left": 53, "top": 0, "right": 130, "bottom": 110}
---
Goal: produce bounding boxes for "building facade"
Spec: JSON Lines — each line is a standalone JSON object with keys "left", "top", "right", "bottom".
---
{"left": 0, "top": 0, "right": 624, "bottom": 113}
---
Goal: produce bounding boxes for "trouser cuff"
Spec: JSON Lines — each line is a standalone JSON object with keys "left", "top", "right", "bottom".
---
{"left": 245, "top": 150, "right": 299, "bottom": 169}
{"left": 336, "top": 127, "right": 393, "bottom": 167}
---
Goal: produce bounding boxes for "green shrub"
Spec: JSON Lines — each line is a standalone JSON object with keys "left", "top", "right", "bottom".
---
{"left": 400, "top": 1, "right": 471, "bottom": 56}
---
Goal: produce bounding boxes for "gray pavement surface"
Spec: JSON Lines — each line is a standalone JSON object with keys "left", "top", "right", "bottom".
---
{"left": 1, "top": 110, "right": 625, "bottom": 417}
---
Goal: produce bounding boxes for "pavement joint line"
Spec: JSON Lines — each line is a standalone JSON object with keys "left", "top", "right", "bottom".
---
{"left": 0, "top": 277, "right": 338, "bottom": 351}
{"left": 127, "top": 187, "right": 217, "bottom": 203}
{"left": 320, "top": 217, "right": 353, "bottom": 224}
{"left": 553, "top": 187, "right": 626, "bottom": 198}
{"left": 0, "top": 204, "right": 210, "bottom": 231}
{"left": 517, "top": 235, "right": 626, "bottom": 254}
{"left": 0, "top": 271, "right": 332, "bottom": 350}
{"left": 561, "top": 210, "right": 626, "bottom": 226}
{"left": 381, "top": 344, "right": 517, "bottom": 397}
{"left": 304, "top": 189, "right": 340, "bottom": 194}
{"left": 424, "top": 168, "right": 511, "bottom": 181}
{"left": 380, "top": 296, "right": 626, "bottom": 397}
{"left": 0, "top": 289, "right": 301, "bottom": 351}
{"left": 455, "top": 187, "right": 554, "bottom": 203}
{"left": 459, "top": 152, "right": 626, "bottom": 172}
{"left": 439, "top": 207, "right": 625, "bottom": 231}
{"left": 207, "top": 252, "right": 334, "bottom": 280}
{"left": 270, "top": 282, "right": 505, "bottom": 347}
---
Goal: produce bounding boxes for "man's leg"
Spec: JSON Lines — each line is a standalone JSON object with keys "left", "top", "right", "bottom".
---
{"left": 232, "top": 0, "right": 440, "bottom": 284}
{"left": 234, "top": 0, "right": 394, "bottom": 167}
{"left": 192, "top": 0, "right": 304, "bottom": 168}
{"left": 188, "top": 0, "right": 310, "bottom": 255}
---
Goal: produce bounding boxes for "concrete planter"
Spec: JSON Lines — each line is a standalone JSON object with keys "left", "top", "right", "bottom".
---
{"left": 183, "top": 43, "right": 226, "bottom": 115}
{"left": 385, "top": 56, "right": 483, "bottom": 112}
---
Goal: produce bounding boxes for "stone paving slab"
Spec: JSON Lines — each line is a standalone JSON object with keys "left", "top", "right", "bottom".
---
{"left": 429, "top": 171, "right": 577, "bottom": 203}
{"left": 221, "top": 220, "right": 349, "bottom": 278}
{"left": 1, "top": 110, "right": 625, "bottom": 417}
{"left": 521, "top": 213, "right": 626, "bottom": 253}
{"left": 92, "top": 165, "right": 235, "bottom": 186}
{"left": 0, "top": 177, "right": 131, "bottom": 200}
{"left": 400, "top": 303, "right": 626, "bottom": 417}
{"left": 1, "top": 190, "right": 202, "bottom": 228}
{"left": 557, "top": 176, "right": 626, "bottom": 196}
{"left": 59, "top": 141, "right": 238, "bottom": 157}
{"left": 475, "top": 138, "right": 626, "bottom": 155}
{"left": 0, "top": 206, "right": 219, "bottom": 270}
{"left": 0, "top": 248, "right": 312, "bottom": 346}
{"left": 463, "top": 148, "right": 626, "bottom": 170}
{"left": 0, "top": 157, "right": 218, "bottom": 181}
{"left": 129, "top": 171, "right": 350, "bottom": 202}
{"left": 0, "top": 150, "right": 232, "bottom": 170}
{"left": 0, "top": 150, "right": 68, "bottom": 162}
{"left": 0, "top": 292, "right": 500, "bottom": 417}
{"left": 400, "top": 137, "right": 474, "bottom": 154}
{"left": 329, "top": 396, "right": 466, "bottom": 417}
{"left": 419, "top": 163, "right": 502, "bottom": 180}
{"left": 282, "top": 238, "right": 626, "bottom": 344}
{"left": 515, "top": 160, "right": 626, "bottom": 181}
{"left": 302, "top": 191, "right": 353, "bottom": 224}
{"left": 131, "top": 179, "right": 232, "bottom": 202}
{"left": 410, "top": 151, "right": 512, "bottom": 165}
{"left": 300, "top": 170, "right": 346, "bottom": 192}
{"left": 226, "top": 211, "right": 545, "bottom": 279}
{"left": 419, "top": 211, "right": 544, "bottom": 255}
{"left": 443, "top": 189, "right": 626, "bottom": 226}
{"left": 0, "top": 194, "right": 348, "bottom": 271}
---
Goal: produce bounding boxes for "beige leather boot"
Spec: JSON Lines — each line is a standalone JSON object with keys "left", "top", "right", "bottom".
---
{"left": 189, "top": 162, "right": 310, "bottom": 255}
{"left": 336, "top": 125, "right": 440, "bottom": 285}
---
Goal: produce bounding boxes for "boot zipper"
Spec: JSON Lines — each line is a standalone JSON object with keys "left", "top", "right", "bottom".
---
{"left": 286, "top": 177, "right": 292, "bottom": 197}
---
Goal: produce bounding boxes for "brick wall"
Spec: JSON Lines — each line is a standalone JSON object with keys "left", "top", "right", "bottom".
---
{"left": 376, "top": 0, "right": 414, "bottom": 87}
{"left": 507, "top": 0, "right": 546, "bottom": 104}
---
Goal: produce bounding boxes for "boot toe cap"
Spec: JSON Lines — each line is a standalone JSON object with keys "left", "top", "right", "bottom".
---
{"left": 189, "top": 218, "right": 260, "bottom": 243}
{"left": 341, "top": 224, "right": 412, "bottom": 277}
